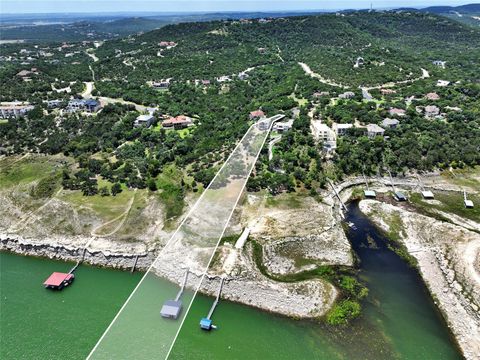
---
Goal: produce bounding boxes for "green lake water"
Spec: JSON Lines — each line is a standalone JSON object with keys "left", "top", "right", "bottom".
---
{"left": 0, "top": 203, "right": 463, "bottom": 359}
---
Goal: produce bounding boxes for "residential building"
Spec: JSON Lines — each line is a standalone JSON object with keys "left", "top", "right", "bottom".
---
{"left": 339, "top": 91, "right": 355, "bottom": 99}
{"left": 216, "top": 75, "right": 232, "bottom": 83}
{"left": 45, "top": 99, "right": 63, "bottom": 108}
{"left": 162, "top": 115, "right": 193, "bottom": 129}
{"left": 432, "top": 60, "right": 446, "bottom": 68}
{"left": 311, "top": 121, "right": 337, "bottom": 151}
{"left": 389, "top": 108, "right": 406, "bottom": 116}
{"left": 333, "top": 123, "right": 353, "bottom": 136}
{"left": 0, "top": 101, "right": 34, "bottom": 118}
{"left": 381, "top": 118, "right": 399, "bottom": 129}
{"left": 273, "top": 119, "right": 294, "bottom": 132}
{"left": 436, "top": 80, "right": 450, "bottom": 87}
{"left": 425, "top": 105, "right": 440, "bottom": 119}
{"left": 366, "top": 123, "right": 385, "bottom": 138}
{"left": 67, "top": 99, "right": 100, "bottom": 113}
{"left": 249, "top": 110, "right": 265, "bottom": 120}
{"left": 425, "top": 92, "right": 440, "bottom": 101}
{"left": 152, "top": 79, "right": 170, "bottom": 89}
{"left": 381, "top": 88, "right": 396, "bottom": 95}
{"left": 313, "top": 91, "right": 330, "bottom": 98}
{"left": 134, "top": 114, "right": 154, "bottom": 128}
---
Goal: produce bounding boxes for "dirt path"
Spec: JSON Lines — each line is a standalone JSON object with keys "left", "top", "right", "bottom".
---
{"left": 8, "top": 187, "right": 63, "bottom": 233}
{"left": 90, "top": 190, "right": 137, "bottom": 237}
{"left": 81, "top": 81, "right": 95, "bottom": 99}
{"left": 299, "top": 62, "right": 350, "bottom": 89}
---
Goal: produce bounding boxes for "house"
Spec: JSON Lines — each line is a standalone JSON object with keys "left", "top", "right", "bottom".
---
{"left": 257, "top": 118, "right": 271, "bottom": 131}
{"left": 333, "top": 123, "right": 353, "bottom": 136}
{"left": 152, "top": 79, "right": 170, "bottom": 89}
{"left": 273, "top": 119, "right": 294, "bottom": 132}
{"left": 249, "top": 110, "right": 265, "bottom": 120}
{"left": 381, "top": 118, "right": 400, "bottom": 129}
{"left": 67, "top": 99, "right": 100, "bottom": 113}
{"left": 216, "top": 75, "right": 232, "bottom": 83}
{"left": 425, "top": 92, "right": 440, "bottom": 101}
{"left": 313, "top": 91, "right": 330, "bottom": 98}
{"left": 389, "top": 108, "right": 406, "bottom": 117}
{"left": 158, "top": 41, "right": 177, "bottom": 47}
{"left": 381, "top": 88, "right": 397, "bottom": 95}
{"left": 201, "top": 80, "right": 211, "bottom": 85}
{"left": 45, "top": 99, "right": 63, "bottom": 108}
{"left": 339, "top": 91, "right": 355, "bottom": 99}
{"left": 0, "top": 101, "right": 34, "bottom": 118}
{"left": 366, "top": 124, "right": 385, "bottom": 138}
{"left": 311, "top": 122, "right": 337, "bottom": 151}
{"left": 432, "top": 60, "right": 446, "bottom": 68}
{"left": 437, "top": 80, "right": 450, "bottom": 87}
{"left": 425, "top": 105, "right": 440, "bottom": 119}
{"left": 238, "top": 72, "right": 249, "bottom": 80}
{"left": 134, "top": 114, "right": 154, "bottom": 128}
{"left": 162, "top": 115, "right": 193, "bottom": 129}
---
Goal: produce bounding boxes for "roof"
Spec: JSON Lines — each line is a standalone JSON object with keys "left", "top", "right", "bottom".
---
{"left": 136, "top": 114, "right": 154, "bottom": 121}
{"left": 160, "top": 300, "right": 182, "bottom": 318}
{"left": 200, "top": 318, "right": 212, "bottom": 328}
{"left": 250, "top": 110, "right": 265, "bottom": 117}
{"left": 84, "top": 99, "right": 98, "bottom": 106}
{"left": 395, "top": 191, "right": 407, "bottom": 200}
{"left": 43, "top": 272, "right": 72, "bottom": 286}
{"left": 162, "top": 115, "right": 192, "bottom": 125}
{"left": 364, "top": 190, "right": 376, "bottom": 197}
{"left": 422, "top": 190, "right": 434, "bottom": 199}
{"left": 367, "top": 124, "right": 385, "bottom": 133}
{"left": 382, "top": 118, "right": 399, "bottom": 127}
{"left": 389, "top": 108, "right": 406, "bottom": 115}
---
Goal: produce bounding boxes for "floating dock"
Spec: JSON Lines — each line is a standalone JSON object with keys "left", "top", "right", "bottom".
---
{"left": 200, "top": 277, "right": 225, "bottom": 331}
{"left": 417, "top": 175, "right": 434, "bottom": 199}
{"left": 161, "top": 269, "right": 189, "bottom": 320}
{"left": 363, "top": 172, "right": 376, "bottom": 198}
{"left": 388, "top": 170, "right": 407, "bottom": 202}
{"left": 43, "top": 249, "right": 85, "bottom": 290}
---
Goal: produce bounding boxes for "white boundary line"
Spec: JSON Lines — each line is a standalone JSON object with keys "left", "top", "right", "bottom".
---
{"left": 164, "top": 120, "right": 275, "bottom": 359}
{"left": 86, "top": 118, "right": 274, "bottom": 359}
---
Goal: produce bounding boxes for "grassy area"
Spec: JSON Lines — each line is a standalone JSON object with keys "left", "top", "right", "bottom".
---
{"left": 265, "top": 192, "right": 304, "bottom": 209}
{"left": 440, "top": 166, "right": 480, "bottom": 189}
{"left": 289, "top": 93, "right": 308, "bottom": 106}
{"left": 59, "top": 183, "right": 136, "bottom": 223}
{"left": 0, "top": 155, "right": 69, "bottom": 188}
{"left": 156, "top": 164, "right": 186, "bottom": 222}
{"left": 410, "top": 191, "right": 480, "bottom": 223}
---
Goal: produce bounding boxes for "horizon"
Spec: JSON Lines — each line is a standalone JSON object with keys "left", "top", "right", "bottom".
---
{"left": 0, "top": 0, "right": 476, "bottom": 14}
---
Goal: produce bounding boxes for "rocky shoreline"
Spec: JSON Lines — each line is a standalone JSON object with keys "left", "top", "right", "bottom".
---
{"left": 359, "top": 200, "right": 480, "bottom": 360}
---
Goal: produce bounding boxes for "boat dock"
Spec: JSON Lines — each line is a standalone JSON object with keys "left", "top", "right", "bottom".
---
{"left": 43, "top": 248, "right": 86, "bottom": 290}
{"left": 388, "top": 170, "right": 407, "bottom": 201}
{"left": 464, "top": 191, "right": 474, "bottom": 208}
{"left": 363, "top": 172, "right": 376, "bottom": 198}
{"left": 160, "top": 269, "right": 189, "bottom": 320}
{"left": 200, "top": 277, "right": 225, "bottom": 331}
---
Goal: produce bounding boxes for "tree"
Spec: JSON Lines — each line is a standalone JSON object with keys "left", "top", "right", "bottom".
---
{"left": 111, "top": 182, "right": 122, "bottom": 196}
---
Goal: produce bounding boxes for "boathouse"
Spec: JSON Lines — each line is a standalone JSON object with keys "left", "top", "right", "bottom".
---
{"left": 43, "top": 272, "right": 74, "bottom": 290}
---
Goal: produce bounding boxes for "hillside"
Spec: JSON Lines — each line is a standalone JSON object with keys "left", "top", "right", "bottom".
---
{"left": 0, "top": 11, "right": 479, "bottom": 199}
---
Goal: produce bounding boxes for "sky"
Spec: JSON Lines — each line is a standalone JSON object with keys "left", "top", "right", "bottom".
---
{"left": 0, "top": 0, "right": 473, "bottom": 14}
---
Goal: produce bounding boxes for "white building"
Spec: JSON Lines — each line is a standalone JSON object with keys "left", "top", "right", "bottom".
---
{"left": 366, "top": 124, "right": 385, "bottom": 138}
{"left": 273, "top": 119, "right": 294, "bottom": 132}
{"left": 311, "top": 121, "right": 337, "bottom": 151}
{"left": 134, "top": 114, "right": 154, "bottom": 128}
{"left": 0, "top": 101, "right": 34, "bottom": 118}
{"left": 333, "top": 123, "right": 353, "bottom": 136}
